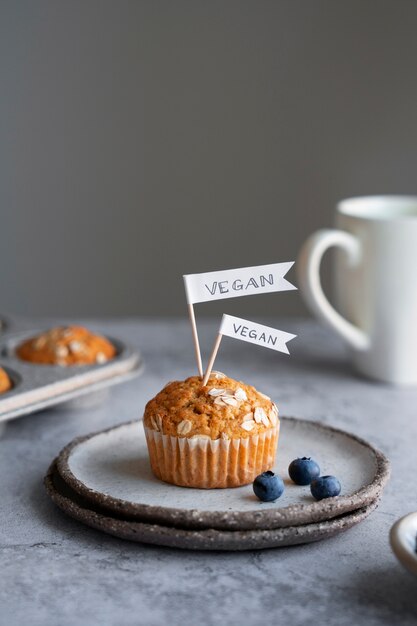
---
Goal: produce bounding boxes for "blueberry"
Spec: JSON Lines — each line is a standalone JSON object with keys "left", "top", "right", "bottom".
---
{"left": 253, "top": 471, "right": 284, "bottom": 502}
{"left": 310, "top": 475, "right": 341, "bottom": 500}
{"left": 288, "top": 457, "right": 320, "bottom": 485}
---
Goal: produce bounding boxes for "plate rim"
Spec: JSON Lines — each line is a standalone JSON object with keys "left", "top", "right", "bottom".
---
{"left": 390, "top": 512, "right": 417, "bottom": 576}
{"left": 45, "top": 460, "right": 380, "bottom": 551}
{"left": 55, "top": 416, "right": 391, "bottom": 531}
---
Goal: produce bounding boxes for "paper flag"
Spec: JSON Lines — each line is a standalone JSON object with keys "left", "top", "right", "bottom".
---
{"left": 220, "top": 314, "right": 297, "bottom": 355}
{"left": 183, "top": 262, "right": 296, "bottom": 305}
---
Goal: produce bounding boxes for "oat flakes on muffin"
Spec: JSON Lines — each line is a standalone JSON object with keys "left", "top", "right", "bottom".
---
{"left": 143, "top": 372, "right": 279, "bottom": 489}
{"left": 16, "top": 326, "right": 116, "bottom": 366}
{"left": 0, "top": 367, "right": 12, "bottom": 394}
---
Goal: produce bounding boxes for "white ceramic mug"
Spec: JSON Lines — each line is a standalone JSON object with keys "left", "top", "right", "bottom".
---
{"left": 297, "top": 196, "right": 417, "bottom": 385}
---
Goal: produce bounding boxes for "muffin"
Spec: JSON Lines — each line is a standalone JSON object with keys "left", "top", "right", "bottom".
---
{"left": 143, "top": 372, "right": 279, "bottom": 489}
{"left": 0, "top": 367, "right": 12, "bottom": 394}
{"left": 16, "top": 326, "right": 116, "bottom": 366}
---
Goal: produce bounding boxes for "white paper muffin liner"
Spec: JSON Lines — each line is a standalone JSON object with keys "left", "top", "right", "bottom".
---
{"left": 144, "top": 423, "right": 280, "bottom": 489}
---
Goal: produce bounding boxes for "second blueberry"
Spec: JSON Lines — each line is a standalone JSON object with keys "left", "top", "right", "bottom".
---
{"left": 288, "top": 457, "right": 320, "bottom": 485}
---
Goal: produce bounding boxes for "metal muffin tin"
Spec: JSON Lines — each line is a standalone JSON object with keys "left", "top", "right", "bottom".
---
{"left": 0, "top": 327, "right": 143, "bottom": 423}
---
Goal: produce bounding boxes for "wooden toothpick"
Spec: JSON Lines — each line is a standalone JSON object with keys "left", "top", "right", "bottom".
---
{"left": 188, "top": 303, "right": 203, "bottom": 377}
{"left": 202, "top": 332, "right": 223, "bottom": 386}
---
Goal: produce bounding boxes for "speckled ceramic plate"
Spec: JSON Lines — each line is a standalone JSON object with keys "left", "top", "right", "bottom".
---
{"left": 55, "top": 417, "right": 390, "bottom": 531}
{"left": 390, "top": 512, "right": 417, "bottom": 576}
{"left": 45, "top": 460, "right": 379, "bottom": 551}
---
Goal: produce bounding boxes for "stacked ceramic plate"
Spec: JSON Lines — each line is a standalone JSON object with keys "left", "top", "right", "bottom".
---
{"left": 45, "top": 417, "right": 390, "bottom": 551}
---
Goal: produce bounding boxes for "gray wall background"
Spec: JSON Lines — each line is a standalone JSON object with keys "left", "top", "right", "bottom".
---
{"left": 1, "top": 0, "right": 417, "bottom": 318}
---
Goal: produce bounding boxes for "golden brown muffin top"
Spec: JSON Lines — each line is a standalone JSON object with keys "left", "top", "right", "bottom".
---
{"left": 0, "top": 367, "right": 12, "bottom": 394}
{"left": 143, "top": 373, "right": 279, "bottom": 440}
{"left": 16, "top": 326, "right": 116, "bottom": 366}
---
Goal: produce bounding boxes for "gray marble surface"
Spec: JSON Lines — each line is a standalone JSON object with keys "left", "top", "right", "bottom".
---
{"left": 1, "top": 316, "right": 417, "bottom": 626}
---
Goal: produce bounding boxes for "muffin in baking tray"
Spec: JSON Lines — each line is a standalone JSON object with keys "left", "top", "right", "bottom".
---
{"left": 0, "top": 367, "right": 12, "bottom": 394}
{"left": 143, "top": 372, "right": 279, "bottom": 489}
{"left": 16, "top": 326, "right": 116, "bottom": 366}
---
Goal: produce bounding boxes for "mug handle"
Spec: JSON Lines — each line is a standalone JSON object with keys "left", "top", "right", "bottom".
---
{"left": 297, "top": 229, "right": 370, "bottom": 351}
